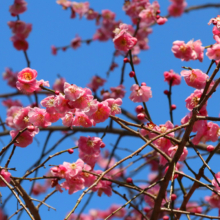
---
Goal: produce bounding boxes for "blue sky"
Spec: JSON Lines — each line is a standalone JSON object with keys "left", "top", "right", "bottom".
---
{"left": 1, "top": 0, "right": 220, "bottom": 219}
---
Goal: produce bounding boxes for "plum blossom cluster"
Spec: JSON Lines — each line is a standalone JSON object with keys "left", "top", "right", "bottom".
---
{"left": 56, "top": 1, "right": 95, "bottom": 19}
{"left": 8, "top": 1, "right": 31, "bottom": 51}
{"left": 140, "top": 121, "right": 188, "bottom": 166}
{"left": 68, "top": 204, "right": 126, "bottom": 220}
{"left": 78, "top": 136, "right": 105, "bottom": 168}
{"left": 54, "top": 2, "right": 156, "bottom": 61}
{"left": 123, "top": 0, "right": 167, "bottom": 26}
{"left": 205, "top": 173, "right": 220, "bottom": 211}
{"left": 168, "top": 0, "right": 187, "bottom": 17}
{"left": 50, "top": 159, "right": 112, "bottom": 196}
{"left": 7, "top": 67, "right": 122, "bottom": 147}
{"left": 206, "top": 16, "right": 220, "bottom": 63}
{"left": 172, "top": 39, "right": 204, "bottom": 62}
{"left": 179, "top": 68, "right": 220, "bottom": 145}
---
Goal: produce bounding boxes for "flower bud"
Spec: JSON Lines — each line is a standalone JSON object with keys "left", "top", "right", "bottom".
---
{"left": 137, "top": 113, "right": 145, "bottom": 120}
{"left": 126, "top": 177, "right": 133, "bottom": 184}
{"left": 129, "top": 71, "right": 135, "bottom": 77}
{"left": 68, "top": 149, "right": 74, "bottom": 154}
{"left": 207, "top": 145, "right": 215, "bottom": 152}
{"left": 135, "top": 105, "right": 144, "bottom": 113}
{"left": 123, "top": 58, "right": 130, "bottom": 63}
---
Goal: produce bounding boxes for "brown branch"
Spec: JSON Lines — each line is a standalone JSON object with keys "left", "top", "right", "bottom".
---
{"left": 10, "top": 178, "right": 41, "bottom": 220}
{"left": 111, "top": 189, "right": 149, "bottom": 220}
{"left": 36, "top": 189, "right": 57, "bottom": 210}
{"left": 0, "top": 127, "right": 27, "bottom": 156}
{"left": 0, "top": 175, "right": 35, "bottom": 220}
{"left": 161, "top": 207, "right": 220, "bottom": 219}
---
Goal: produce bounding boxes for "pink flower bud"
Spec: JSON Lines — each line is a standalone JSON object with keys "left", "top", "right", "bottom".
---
{"left": 171, "top": 194, "right": 177, "bottom": 201}
{"left": 126, "top": 177, "right": 133, "bottom": 184}
{"left": 68, "top": 149, "right": 74, "bottom": 154}
{"left": 129, "top": 71, "right": 135, "bottom": 77}
{"left": 141, "top": 82, "right": 147, "bottom": 86}
{"left": 171, "top": 104, "right": 176, "bottom": 110}
{"left": 143, "top": 207, "right": 150, "bottom": 213}
{"left": 163, "top": 216, "right": 169, "bottom": 220}
{"left": 137, "top": 113, "right": 145, "bottom": 120}
{"left": 156, "top": 15, "right": 160, "bottom": 19}
{"left": 135, "top": 105, "right": 144, "bottom": 113}
{"left": 100, "top": 143, "right": 106, "bottom": 148}
{"left": 207, "top": 145, "right": 215, "bottom": 152}
{"left": 123, "top": 58, "right": 130, "bottom": 63}
{"left": 55, "top": 90, "right": 60, "bottom": 95}
{"left": 27, "top": 125, "right": 35, "bottom": 132}
{"left": 164, "top": 90, "right": 170, "bottom": 95}
{"left": 156, "top": 10, "right": 160, "bottom": 14}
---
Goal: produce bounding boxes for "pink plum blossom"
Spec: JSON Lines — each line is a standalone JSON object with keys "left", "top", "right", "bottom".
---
{"left": 53, "top": 77, "right": 66, "bottom": 92}
{"left": 71, "top": 35, "right": 81, "bottom": 49}
{"left": 28, "top": 107, "right": 51, "bottom": 128}
{"left": 79, "top": 150, "right": 100, "bottom": 167}
{"left": 105, "top": 98, "right": 122, "bottom": 116}
{"left": 168, "top": 145, "right": 188, "bottom": 161}
{"left": 212, "top": 172, "right": 220, "bottom": 191}
{"left": 2, "top": 99, "right": 22, "bottom": 108}
{"left": 90, "top": 101, "right": 110, "bottom": 124}
{"left": 164, "top": 70, "right": 181, "bottom": 86}
{"left": 17, "top": 68, "right": 37, "bottom": 84}
{"left": 16, "top": 80, "right": 38, "bottom": 94}
{"left": 205, "top": 193, "right": 220, "bottom": 208}
{"left": 72, "top": 2, "right": 89, "bottom": 19}
{"left": 181, "top": 69, "right": 208, "bottom": 89}
{"left": 87, "top": 76, "right": 106, "bottom": 92}
{"left": 6, "top": 106, "right": 22, "bottom": 129}
{"left": 91, "top": 170, "right": 112, "bottom": 197}
{"left": 54, "top": 94, "right": 72, "bottom": 113}
{"left": 41, "top": 96, "right": 57, "bottom": 113}
{"left": 56, "top": 0, "right": 72, "bottom": 9}
{"left": 9, "top": 0, "right": 27, "bottom": 16}
{"left": 208, "top": 15, "right": 220, "bottom": 31}
{"left": 113, "top": 23, "right": 137, "bottom": 52}
{"left": 10, "top": 130, "right": 34, "bottom": 148}
{"left": 168, "top": 2, "right": 187, "bottom": 17}
{"left": 72, "top": 111, "right": 93, "bottom": 127}
{"left": 85, "top": 8, "right": 99, "bottom": 20}
{"left": 129, "top": 84, "right": 152, "bottom": 103}
{"left": 61, "top": 112, "right": 74, "bottom": 127}
{"left": 64, "top": 82, "right": 85, "bottom": 101}
{"left": 11, "top": 36, "right": 28, "bottom": 51}
{"left": 110, "top": 85, "right": 126, "bottom": 99}
{"left": 172, "top": 40, "right": 193, "bottom": 61}
{"left": 61, "top": 176, "right": 85, "bottom": 194}
{"left": 13, "top": 106, "right": 31, "bottom": 129}
{"left": 78, "top": 136, "right": 104, "bottom": 154}
{"left": 185, "top": 90, "right": 205, "bottom": 111}
{"left": 0, "top": 169, "right": 11, "bottom": 187}
{"left": 206, "top": 43, "right": 220, "bottom": 62}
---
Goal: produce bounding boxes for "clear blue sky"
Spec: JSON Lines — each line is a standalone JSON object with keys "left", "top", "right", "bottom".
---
{"left": 1, "top": 1, "right": 220, "bottom": 219}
